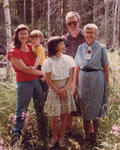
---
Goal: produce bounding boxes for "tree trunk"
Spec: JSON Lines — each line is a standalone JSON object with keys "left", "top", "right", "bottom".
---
{"left": 104, "top": 0, "right": 109, "bottom": 47}
{"left": 113, "top": 0, "right": 118, "bottom": 47}
{"left": 31, "top": 0, "right": 34, "bottom": 29}
{"left": 47, "top": 0, "right": 51, "bottom": 38}
{"left": 3, "top": 0, "right": 12, "bottom": 79}
{"left": 24, "top": 0, "right": 26, "bottom": 24}
{"left": 117, "top": 0, "right": 120, "bottom": 46}
{"left": 93, "top": 0, "right": 98, "bottom": 23}
{"left": 61, "top": 0, "right": 67, "bottom": 35}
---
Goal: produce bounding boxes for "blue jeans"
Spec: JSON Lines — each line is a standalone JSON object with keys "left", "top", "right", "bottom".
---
{"left": 13, "top": 78, "right": 45, "bottom": 135}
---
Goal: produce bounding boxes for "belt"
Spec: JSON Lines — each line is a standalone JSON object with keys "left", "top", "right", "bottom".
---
{"left": 80, "top": 69, "right": 101, "bottom": 72}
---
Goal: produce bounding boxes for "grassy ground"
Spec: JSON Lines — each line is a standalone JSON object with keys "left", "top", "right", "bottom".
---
{"left": 0, "top": 50, "right": 120, "bottom": 150}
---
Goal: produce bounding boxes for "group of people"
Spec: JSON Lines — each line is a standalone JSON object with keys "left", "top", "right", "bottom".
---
{"left": 8, "top": 11, "right": 109, "bottom": 148}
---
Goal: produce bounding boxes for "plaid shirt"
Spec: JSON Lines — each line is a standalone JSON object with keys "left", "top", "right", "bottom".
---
{"left": 62, "top": 30, "right": 85, "bottom": 58}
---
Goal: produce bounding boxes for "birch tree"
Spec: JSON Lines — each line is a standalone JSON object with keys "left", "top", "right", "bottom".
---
{"left": 113, "top": 0, "right": 119, "bottom": 47}
{"left": 104, "top": 0, "right": 109, "bottom": 47}
{"left": 93, "top": 0, "right": 98, "bottom": 23}
{"left": 117, "top": 0, "right": 120, "bottom": 46}
{"left": 31, "top": 0, "right": 34, "bottom": 29}
{"left": 24, "top": 0, "right": 26, "bottom": 24}
{"left": 61, "top": 0, "right": 67, "bottom": 35}
{"left": 47, "top": 0, "right": 51, "bottom": 38}
{"left": 3, "top": 0, "right": 12, "bottom": 79}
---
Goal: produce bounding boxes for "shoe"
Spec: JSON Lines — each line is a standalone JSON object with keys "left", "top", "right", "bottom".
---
{"left": 65, "top": 129, "right": 72, "bottom": 138}
{"left": 89, "top": 132, "right": 97, "bottom": 144}
{"left": 11, "top": 132, "right": 20, "bottom": 146}
{"left": 59, "top": 139, "right": 66, "bottom": 147}
{"left": 13, "top": 132, "right": 21, "bottom": 139}
{"left": 65, "top": 132, "right": 72, "bottom": 138}
{"left": 11, "top": 137, "right": 19, "bottom": 147}
{"left": 48, "top": 138, "right": 57, "bottom": 148}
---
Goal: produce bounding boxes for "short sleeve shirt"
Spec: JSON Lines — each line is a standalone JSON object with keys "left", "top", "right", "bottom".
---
{"left": 8, "top": 44, "right": 37, "bottom": 82}
{"left": 75, "top": 40, "right": 109, "bottom": 69}
{"left": 42, "top": 54, "right": 75, "bottom": 80}
{"left": 32, "top": 44, "right": 45, "bottom": 65}
{"left": 62, "top": 30, "right": 85, "bottom": 58}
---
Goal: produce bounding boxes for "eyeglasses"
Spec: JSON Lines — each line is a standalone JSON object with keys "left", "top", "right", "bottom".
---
{"left": 67, "top": 21, "right": 78, "bottom": 27}
{"left": 84, "top": 31, "right": 96, "bottom": 35}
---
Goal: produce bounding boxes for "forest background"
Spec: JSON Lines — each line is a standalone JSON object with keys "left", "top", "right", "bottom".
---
{"left": 0, "top": 0, "right": 120, "bottom": 150}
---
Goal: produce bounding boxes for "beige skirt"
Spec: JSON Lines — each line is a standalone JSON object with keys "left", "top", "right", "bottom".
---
{"left": 44, "top": 79, "right": 76, "bottom": 116}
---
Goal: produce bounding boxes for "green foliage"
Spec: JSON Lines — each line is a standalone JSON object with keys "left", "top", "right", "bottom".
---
{"left": 0, "top": 50, "right": 120, "bottom": 149}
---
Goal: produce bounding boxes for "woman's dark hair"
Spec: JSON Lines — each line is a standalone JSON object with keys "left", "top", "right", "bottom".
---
{"left": 47, "top": 36, "right": 64, "bottom": 57}
{"left": 13, "top": 24, "right": 30, "bottom": 49}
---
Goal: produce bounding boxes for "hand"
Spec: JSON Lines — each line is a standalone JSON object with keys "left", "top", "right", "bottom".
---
{"left": 59, "top": 88, "right": 67, "bottom": 99}
{"left": 72, "top": 85, "right": 77, "bottom": 96}
{"left": 107, "top": 86, "right": 109, "bottom": 97}
{"left": 59, "top": 92, "right": 67, "bottom": 99}
{"left": 40, "top": 76, "right": 46, "bottom": 82}
{"left": 72, "top": 88, "right": 77, "bottom": 96}
{"left": 28, "top": 66, "right": 36, "bottom": 69}
{"left": 41, "top": 72, "right": 46, "bottom": 77}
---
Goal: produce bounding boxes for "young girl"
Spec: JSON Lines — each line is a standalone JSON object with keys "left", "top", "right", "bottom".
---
{"left": 42, "top": 36, "right": 76, "bottom": 147}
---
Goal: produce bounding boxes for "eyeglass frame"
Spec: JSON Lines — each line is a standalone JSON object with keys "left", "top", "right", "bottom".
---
{"left": 84, "top": 31, "right": 96, "bottom": 35}
{"left": 67, "top": 21, "right": 78, "bottom": 27}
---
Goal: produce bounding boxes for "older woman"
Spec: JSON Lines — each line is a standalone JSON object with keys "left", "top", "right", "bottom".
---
{"left": 73, "top": 23, "right": 109, "bottom": 143}
{"left": 8, "top": 24, "right": 46, "bottom": 143}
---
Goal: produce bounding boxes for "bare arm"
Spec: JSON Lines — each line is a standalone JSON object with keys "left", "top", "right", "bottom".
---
{"left": 34, "top": 56, "right": 41, "bottom": 69}
{"left": 59, "top": 68, "right": 73, "bottom": 99}
{"left": 103, "top": 65, "right": 109, "bottom": 86}
{"left": 72, "top": 66, "right": 80, "bottom": 95}
{"left": 10, "top": 57, "right": 45, "bottom": 76}
{"left": 60, "top": 68, "right": 73, "bottom": 92}
{"left": 46, "top": 72, "right": 59, "bottom": 94}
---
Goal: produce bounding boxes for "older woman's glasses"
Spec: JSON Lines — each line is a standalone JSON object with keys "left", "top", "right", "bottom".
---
{"left": 85, "top": 31, "right": 96, "bottom": 35}
{"left": 67, "top": 21, "right": 78, "bottom": 26}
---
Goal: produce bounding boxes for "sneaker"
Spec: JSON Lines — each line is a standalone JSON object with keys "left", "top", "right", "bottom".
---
{"left": 89, "top": 132, "right": 97, "bottom": 144}
{"left": 48, "top": 138, "right": 57, "bottom": 148}
{"left": 11, "top": 132, "right": 20, "bottom": 146}
{"left": 65, "top": 129, "right": 72, "bottom": 138}
{"left": 11, "top": 137, "right": 19, "bottom": 147}
{"left": 59, "top": 139, "right": 66, "bottom": 147}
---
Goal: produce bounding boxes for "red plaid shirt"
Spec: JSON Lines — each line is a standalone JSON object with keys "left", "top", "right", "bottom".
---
{"left": 62, "top": 30, "right": 85, "bottom": 58}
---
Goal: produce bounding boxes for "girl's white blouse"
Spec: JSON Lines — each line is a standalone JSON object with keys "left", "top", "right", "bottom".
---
{"left": 42, "top": 54, "right": 75, "bottom": 80}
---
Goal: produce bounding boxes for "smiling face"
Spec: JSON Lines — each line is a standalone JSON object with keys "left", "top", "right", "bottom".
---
{"left": 56, "top": 41, "right": 65, "bottom": 56}
{"left": 66, "top": 16, "right": 80, "bottom": 32}
{"left": 84, "top": 28, "right": 97, "bottom": 46}
{"left": 18, "top": 29, "right": 29, "bottom": 44}
{"left": 30, "top": 36, "right": 40, "bottom": 47}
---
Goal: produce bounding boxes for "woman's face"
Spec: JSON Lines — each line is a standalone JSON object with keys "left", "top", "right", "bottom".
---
{"left": 66, "top": 16, "right": 80, "bottom": 32}
{"left": 84, "top": 28, "right": 97, "bottom": 45}
{"left": 56, "top": 41, "right": 65, "bottom": 56}
{"left": 18, "top": 29, "right": 29, "bottom": 44}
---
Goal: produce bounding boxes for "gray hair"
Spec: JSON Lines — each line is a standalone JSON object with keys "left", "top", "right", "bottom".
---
{"left": 83, "top": 23, "right": 98, "bottom": 35}
{"left": 65, "top": 11, "right": 81, "bottom": 22}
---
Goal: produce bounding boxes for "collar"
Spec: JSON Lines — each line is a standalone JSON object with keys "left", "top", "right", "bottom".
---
{"left": 67, "top": 29, "right": 84, "bottom": 40}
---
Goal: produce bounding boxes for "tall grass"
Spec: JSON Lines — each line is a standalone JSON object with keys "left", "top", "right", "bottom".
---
{"left": 0, "top": 50, "right": 120, "bottom": 149}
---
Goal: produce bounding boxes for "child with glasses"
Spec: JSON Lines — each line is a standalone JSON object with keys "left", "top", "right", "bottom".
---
{"left": 42, "top": 36, "right": 76, "bottom": 148}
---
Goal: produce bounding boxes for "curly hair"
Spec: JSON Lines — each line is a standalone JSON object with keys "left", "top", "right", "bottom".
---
{"left": 13, "top": 24, "right": 30, "bottom": 49}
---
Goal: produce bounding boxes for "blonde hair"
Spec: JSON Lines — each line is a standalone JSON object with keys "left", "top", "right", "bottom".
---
{"left": 65, "top": 11, "right": 80, "bottom": 22}
{"left": 83, "top": 23, "right": 98, "bottom": 35}
{"left": 30, "top": 30, "right": 43, "bottom": 42}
